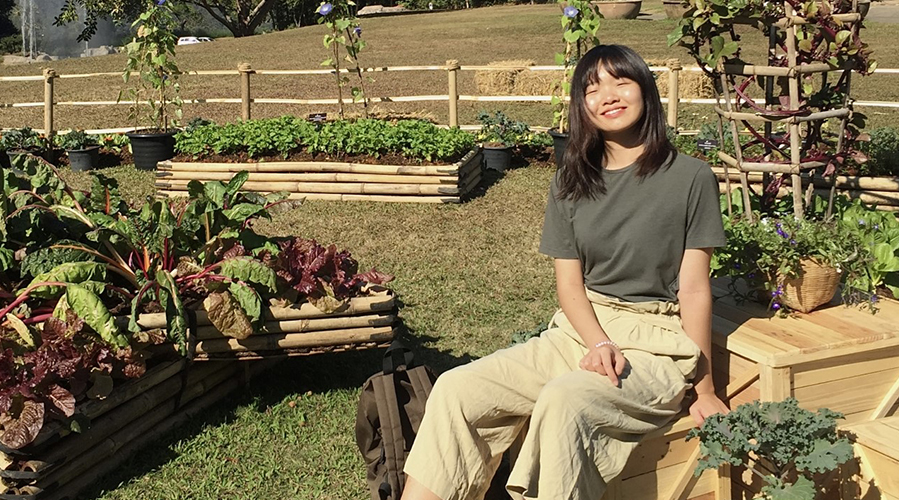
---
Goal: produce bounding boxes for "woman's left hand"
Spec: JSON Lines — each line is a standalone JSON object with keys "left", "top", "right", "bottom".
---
{"left": 689, "top": 392, "right": 729, "bottom": 426}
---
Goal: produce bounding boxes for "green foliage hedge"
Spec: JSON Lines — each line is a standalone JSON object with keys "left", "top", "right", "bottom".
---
{"left": 175, "top": 116, "right": 476, "bottom": 162}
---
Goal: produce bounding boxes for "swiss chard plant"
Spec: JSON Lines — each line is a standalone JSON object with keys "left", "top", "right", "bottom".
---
{"left": 0, "top": 155, "right": 393, "bottom": 449}
{"left": 689, "top": 398, "right": 853, "bottom": 500}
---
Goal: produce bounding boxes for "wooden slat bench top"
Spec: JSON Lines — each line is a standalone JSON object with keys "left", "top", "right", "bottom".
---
{"left": 710, "top": 280, "right": 899, "bottom": 368}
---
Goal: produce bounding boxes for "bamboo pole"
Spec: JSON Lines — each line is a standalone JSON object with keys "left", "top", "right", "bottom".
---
{"left": 159, "top": 160, "right": 462, "bottom": 176}
{"left": 447, "top": 60, "right": 460, "bottom": 128}
{"left": 156, "top": 180, "right": 461, "bottom": 196}
{"left": 714, "top": 107, "right": 850, "bottom": 123}
{"left": 667, "top": 60, "right": 681, "bottom": 130}
{"left": 723, "top": 62, "right": 836, "bottom": 77}
{"left": 711, "top": 168, "right": 899, "bottom": 191}
{"left": 716, "top": 182, "right": 899, "bottom": 206}
{"left": 156, "top": 171, "right": 460, "bottom": 185}
{"left": 193, "top": 313, "right": 395, "bottom": 340}
{"left": 157, "top": 189, "right": 459, "bottom": 203}
{"left": 194, "top": 325, "right": 395, "bottom": 353}
{"left": 717, "top": 62, "right": 753, "bottom": 220}
{"left": 120, "top": 293, "right": 395, "bottom": 330}
{"left": 43, "top": 69, "right": 57, "bottom": 142}
{"left": 238, "top": 63, "right": 254, "bottom": 121}
{"left": 784, "top": 1, "right": 804, "bottom": 218}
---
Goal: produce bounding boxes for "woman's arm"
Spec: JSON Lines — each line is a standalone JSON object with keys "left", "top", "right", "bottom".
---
{"left": 555, "top": 258, "right": 627, "bottom": 386}
{"left": 677, "top": 248, "right": 729, "bottom": 425}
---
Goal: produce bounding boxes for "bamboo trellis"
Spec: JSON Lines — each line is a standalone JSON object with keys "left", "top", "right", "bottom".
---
{"left": 713, "top": 1, "right": 866, "bottom": 218}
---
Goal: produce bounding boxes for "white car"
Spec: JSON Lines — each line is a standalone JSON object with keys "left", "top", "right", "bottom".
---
{"left": 177, "top": 36, "right": 214, "bottom": 45}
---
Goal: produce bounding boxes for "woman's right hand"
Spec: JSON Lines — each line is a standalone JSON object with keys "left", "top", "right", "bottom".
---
{"left": 579, "top": 344, "right": 627, "bottom": 386}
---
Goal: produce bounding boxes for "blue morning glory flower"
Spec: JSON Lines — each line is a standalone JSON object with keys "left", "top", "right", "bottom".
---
{"left": 563, "top": 6, "right": 579, "bottom": 18}
{"left": 354, "top": 26, "right": 362, "bottom": 36}
{"left": 872, "top": 295, "right": 879, "bottom": 303}
{"left": 772, "top": 303, "right": 781, "bottom": 310}
{"left": 859, "top": 219, "right": 866, "bottom": 226}
{"left": 156, "top": 0, "right": 165, "bottom": 5}
{"left": 318, "top": 3, "right": 333, "bottom": 15}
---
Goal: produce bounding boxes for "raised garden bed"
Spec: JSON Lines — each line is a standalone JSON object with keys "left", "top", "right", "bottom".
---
{"left": 155, "top": 148, "right": 483, "bottom": 204}
{"left": 0, "top": 358, "right": 276, "bottom": 500}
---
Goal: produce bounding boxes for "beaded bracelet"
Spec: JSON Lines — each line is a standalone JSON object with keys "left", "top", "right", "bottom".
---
{"left": 594, "top": 340, "right": 619, "bottom": 350}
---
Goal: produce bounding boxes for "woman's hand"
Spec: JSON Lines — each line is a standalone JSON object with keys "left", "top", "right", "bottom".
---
{"left": 579, "top": 344, "right": 627, "bottom": 386}
{"left": 689, "top": 392, "right": 729, "bottom": 426}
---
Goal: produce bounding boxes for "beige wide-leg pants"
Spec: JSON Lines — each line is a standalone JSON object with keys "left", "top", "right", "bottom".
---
{"left": 403, "top": 289, "right": 701, "bottom": 500}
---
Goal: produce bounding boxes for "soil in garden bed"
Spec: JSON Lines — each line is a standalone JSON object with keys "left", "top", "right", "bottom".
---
{"left": 171, "top": 150, "right": 470, "bottom": 166}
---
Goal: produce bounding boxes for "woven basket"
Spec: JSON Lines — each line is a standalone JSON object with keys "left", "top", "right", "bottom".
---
{"left": 777, "top": 258, "right": 842, "bottom": 313}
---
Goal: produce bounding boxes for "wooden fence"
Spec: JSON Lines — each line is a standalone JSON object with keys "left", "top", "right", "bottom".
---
{"left": 3, "top": 62, "right": 899, "bottom": 136}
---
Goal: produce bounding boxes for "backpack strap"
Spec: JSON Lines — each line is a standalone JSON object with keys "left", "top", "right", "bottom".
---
{"left": 373, "top": 371, "right": 407, "bottom": 498}
{"left": 382, "top": 339, "right": 415, "bottom": 374}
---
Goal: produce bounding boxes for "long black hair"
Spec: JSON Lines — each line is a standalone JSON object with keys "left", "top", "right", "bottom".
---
{"left": 557, "top": 45, "right": 676, "bottom": 200}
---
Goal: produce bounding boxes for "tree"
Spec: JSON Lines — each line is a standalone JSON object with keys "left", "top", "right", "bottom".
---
{"left": 57, "top": 0, "right": 277, "bottom": 40}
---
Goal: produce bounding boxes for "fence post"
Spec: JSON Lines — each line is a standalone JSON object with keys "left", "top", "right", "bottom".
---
{"left": 666, "top": 59, "right": 681, "bottom": 131}
{"left": 446, "top": 59, "right": 460, "bottom": 128}
{"left": 238, "top": 63, "right": 254, "bottom": 121}
{"left": 43, "top": 68, "right": 58, "bottom": 139}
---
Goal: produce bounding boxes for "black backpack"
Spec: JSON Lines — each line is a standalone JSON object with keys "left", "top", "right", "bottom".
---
{"left": 355, "top": 341, "right": 436, "bottom": 500}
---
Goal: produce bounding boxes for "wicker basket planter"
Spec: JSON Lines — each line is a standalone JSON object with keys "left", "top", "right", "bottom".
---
{"left": 155, "top": 148, "right": 483, "bottom": 204}
{"left": 775, "top": 258, "right": 842, "bottom": 313}
{"left": 0, "top": 359, "right": 275, "bottom": 500}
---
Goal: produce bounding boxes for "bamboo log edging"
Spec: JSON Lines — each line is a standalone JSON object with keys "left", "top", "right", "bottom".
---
{"left": 194, "top": 325, "right": 395, "bottom": 354}
{"left": 154, "top": 148, "right": 483, "bottom": 203}
{"left": 117, "top": 291, "right": 395, "bottom": 330}
{"left": 0, "top": 360, "right": 243, "bottom": 497}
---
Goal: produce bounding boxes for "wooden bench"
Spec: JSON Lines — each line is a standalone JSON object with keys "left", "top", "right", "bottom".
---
{"left": 603, "top": 283, "right": 899, "bottom": 500}
{"left": 841, "top": 417, "right": 899, "bottom": 500}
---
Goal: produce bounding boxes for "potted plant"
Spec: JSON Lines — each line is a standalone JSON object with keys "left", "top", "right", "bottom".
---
{"left": 712, "top": 190, "right": 886, "bottom": 314}
{"left": 119, "top": 0, "right": 183, "bottom": 170}
{"left": 55, "top": 130, "right": 101, "bottom": 171}
{"left": 476, "top": 111, "right": 529, "bottom": 172}
{"left": 662, "top": 0, "right": 690, "bottom": 19}
{"left": 689, "top": 398, "right": 853, "bottom": 500}
{"left": 550, "top": 0, "right": 601, "bottom": 167}
{"left": 591, "top": 0, "right": 642, "bottom": 20}
{"left": 0, "top": 127, "right": 46, "bottom": 167}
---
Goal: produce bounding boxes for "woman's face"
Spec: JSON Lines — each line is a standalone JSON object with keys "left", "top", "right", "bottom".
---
{"left": 583, "top": 64, "right": 644, "bottom": 137}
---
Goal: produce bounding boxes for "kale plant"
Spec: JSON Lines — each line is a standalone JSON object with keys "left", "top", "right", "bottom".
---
{"left": 688, "top": 398, "right": 853, "bottom": 500}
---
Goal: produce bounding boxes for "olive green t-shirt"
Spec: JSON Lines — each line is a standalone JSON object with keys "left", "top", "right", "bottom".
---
{"left": 539, "top": 153, "right": 726, "bottom": 303}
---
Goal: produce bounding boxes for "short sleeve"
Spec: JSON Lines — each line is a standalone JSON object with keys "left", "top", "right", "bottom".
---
{"left": 539, "top": 175, "right": 579, "bottom": 259}
{"left": 685, "top": 165, "right": 726, "bottom": 249}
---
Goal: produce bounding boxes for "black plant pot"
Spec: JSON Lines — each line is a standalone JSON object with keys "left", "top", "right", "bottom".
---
{"left": 67, "top": 145, "right": 101, "bottom": 172}
{"left": 548, "top": 128, "right": 569, "bottom": 168}
{"left": 6, "top": 147, "right": 43, "bottom": 168}
{"left": 482, "top": 145, "right": 513, "bottom": 172}
{"left": 126, "top": 130, "right": 176, "bottom": 170}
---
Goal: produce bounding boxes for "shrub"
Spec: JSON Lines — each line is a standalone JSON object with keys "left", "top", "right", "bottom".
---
{"left": 858, "top": 127, "right": 899, "bottom": 176}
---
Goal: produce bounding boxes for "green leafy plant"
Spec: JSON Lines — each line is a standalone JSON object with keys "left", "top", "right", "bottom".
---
{"left": 0, "top": 128, "right": 45, "bottom": 152}
{"left": 119, "top": 0, "right": 183, "bottom": 132}
{"left": 689, "top": 398, "right": 853, "bottom": 500}
{"left": 54, "top": 130, "right": 100, "bottom": 151}
{"left": 316, "top": 1, "right": 370, "bottom": 119}
{"left": 175, "top": 117, "right": 475, "bottom": 162}
{"left": 712, "top": 188, "right": 893, "bottom": 312}
{"left": 552, "top": 0, "right": 601, "bottom": 134}
{"left": 0, "top": 155, "right": 393, "bottom": 450}
{"left": 856, "top": 127, "right": 899, "bottom": 176}
{"left": 475, "top": 111, "right": 531, "bottom": 147}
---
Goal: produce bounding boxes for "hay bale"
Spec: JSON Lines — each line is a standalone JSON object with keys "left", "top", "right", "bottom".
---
{"left": 475, "top": 60, "right": 537, "bottom": 96}
{"left": 515, "top": 69, "right": 564, "bottom": 97}
{"left": 648, "top": 59, "right": 715, "bottom": 100}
